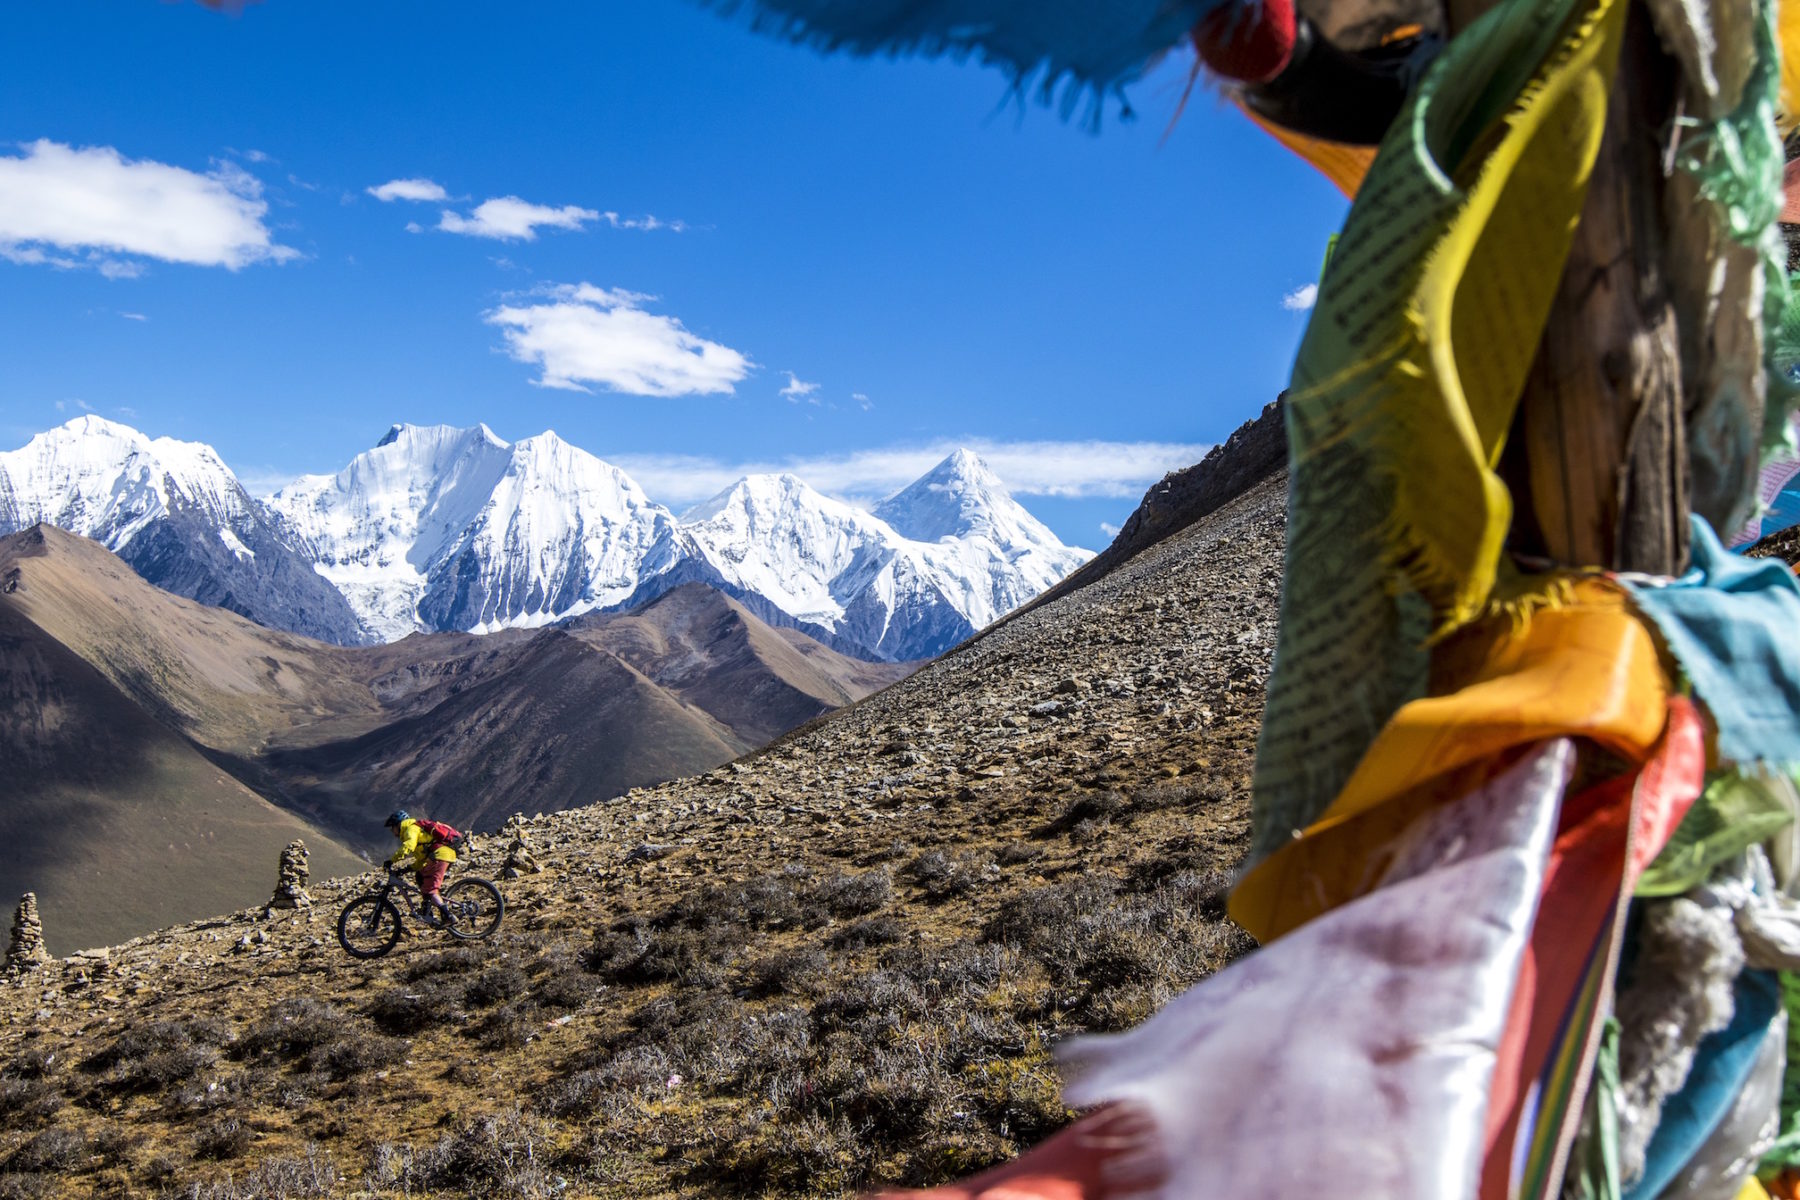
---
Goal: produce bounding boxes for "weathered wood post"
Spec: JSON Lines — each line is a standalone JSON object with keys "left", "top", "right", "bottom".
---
{"left": 1457, "top": 0, "right": 1690, "bottom": 575}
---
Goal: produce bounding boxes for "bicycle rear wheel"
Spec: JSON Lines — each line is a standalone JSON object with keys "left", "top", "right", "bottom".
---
{"left": 442, "top": 878, "right": 504, "bottom": 941}
{"left": 337, "top": 895, "right": 403, "bottom": 958}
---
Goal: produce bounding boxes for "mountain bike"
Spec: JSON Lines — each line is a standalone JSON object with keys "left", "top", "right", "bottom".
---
{"left": 336, "top": 866, "right": 505, "bottom": 959}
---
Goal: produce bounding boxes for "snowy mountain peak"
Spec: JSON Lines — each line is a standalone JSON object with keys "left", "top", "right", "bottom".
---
{"left": 0, "top": 418, "right": 365, "bottom": 643}
{"left": 266, "top": 423, "right": 676, "bottom": 640}
{"left": 0, "top": 416, "right": 248, "bottom": 547}
{"left": 61, "top": 414, "right": 138, "bottom": 440}
{"left": 685, "top": 472, "right": 834, "bottom": 525}
{"left": 874, "top": 447, "right": 1057, "bottom": 548}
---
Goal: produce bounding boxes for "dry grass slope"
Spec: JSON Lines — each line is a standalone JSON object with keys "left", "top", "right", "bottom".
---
{"left": 0, "top": 473, "right": 1284, "bottom": 1199}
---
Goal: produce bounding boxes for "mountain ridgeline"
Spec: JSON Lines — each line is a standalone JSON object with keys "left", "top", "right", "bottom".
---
{"left": 0, "top": 418, "right": 1092, "bottom": 663}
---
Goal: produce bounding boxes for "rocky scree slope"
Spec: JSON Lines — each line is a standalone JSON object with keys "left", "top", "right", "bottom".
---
{"left": 1019, "top": 396, "right": 1286, "bottom": 619}
{"left": 0, "top": 467, "right": 1285, "bottom": 1199}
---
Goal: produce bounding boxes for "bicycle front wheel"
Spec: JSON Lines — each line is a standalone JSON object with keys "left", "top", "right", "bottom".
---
{"left": 442, "top": 878, "right": 504, "bottom": 941}
{"left": 337, "top": 895, "right": 403, "bottom": 959}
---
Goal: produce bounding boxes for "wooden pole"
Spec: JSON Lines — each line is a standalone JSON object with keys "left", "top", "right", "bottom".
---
{"left": 1478, "top": 0, "right": 1691, "bottom": 574}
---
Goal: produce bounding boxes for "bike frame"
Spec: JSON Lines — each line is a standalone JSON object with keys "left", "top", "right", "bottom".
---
{"left": 375, "top": 870, "right": 441, "bottom": 924}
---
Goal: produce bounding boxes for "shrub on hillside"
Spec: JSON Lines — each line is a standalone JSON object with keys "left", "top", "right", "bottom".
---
{"left": 463, "top": 965, "right": 529, "bottom": 1008}
{"left": 816, "top": 869, "right": 893, "bottom": 918}
{"left": 0, "top": 1175, "right": 56, "bottom": 1200}
{"left": 2, "top": 1049, "right": 57, "bottom": 1080}
{"left": 983, "top": 873, "right": 1250, "bottom": 1027}
{"left": 403, "top": 947, "right": 490, "bottom": 981}
{"left": 82, "top": 1021, "right": 221, "bottom": 1097}
{"left": 178, "top": 1145, "right": 338, "bottom": 1200}
{"left": 526, "top": 957, "right": 595, "bottom": 1011}
{"left": 543, "top": 1045, "right": 676, "bottom": 1117}
{"left": 473, "top": 1004, "right": 538, "bottom": 1052}
{"left": 1037, "top": 790, "right": 1128, "bottom": 837}
{"left": 743, "top": 947, "right": 828, "bottom": 997}
{"left": 0, "top": 1079, "right": 61, "bottom": 1124}
{"left": 370, "top": 1110, "right": 560, "bottom": 1199}
{"left": 664, "top": 868, "right": 814, "bottom": 931}
{"left": 306, "top": 1033, "right": 406, "bottom": 1082}
{"left": 367, "top": 980, "right": 462, "bottom": 1035}
{"left": 906, "top": 850, "right": 995, "bottom": 899}
{"left": 827, "top": 914, "right": 905, "bottom": 950}
{"left": 2, "top": 1127, "right": 84, "bottom": 1174}
{"left": 587, "top": 921, "right": 740, "bottom": 988}
{"left": 235, "top": 998, "right": 341, "bottom": 1062}
{"left": 994, "top": 840, "right": 1043, "bottom": 866}
{"left": 192, "top": 1116, "right": 253, "bottom": 1160}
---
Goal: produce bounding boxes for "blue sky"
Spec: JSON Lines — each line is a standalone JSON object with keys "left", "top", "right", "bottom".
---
{"left": 0, "top": 0, "right": 1346, "bottom": 547}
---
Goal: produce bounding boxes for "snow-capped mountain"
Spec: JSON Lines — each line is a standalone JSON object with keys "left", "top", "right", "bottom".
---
{"left": 266, "top": 424, "right": 675, "bottom": 641}
{"left": 629, "top": 456, "right": 1091, "bottom": 660}
{"left": 4, "top": 418, "right": 1095, "bottom": 661}
{"left": 873, "top": 448, "right": 1090, "bottom": 619}
{"left": 0, "top": 417, "right": 364, "bottom": 644}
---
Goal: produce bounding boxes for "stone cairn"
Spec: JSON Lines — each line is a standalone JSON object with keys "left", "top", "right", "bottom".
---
{"left": 502, "top": 823, "right": 543, "bottom": 880}
{"left": 265, "top": 840, "right": 312, "bottom": 913}
{"left": 7, "top": 893, "right": 49, "bottom": 972}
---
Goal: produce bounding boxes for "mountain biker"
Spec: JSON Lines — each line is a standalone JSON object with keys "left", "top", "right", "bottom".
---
{"left": 385, "top": 810, "right": 461, "bottom": 925}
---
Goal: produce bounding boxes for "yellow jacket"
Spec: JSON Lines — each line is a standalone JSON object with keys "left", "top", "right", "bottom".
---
{"left": 388, "top": 817, "right": 457, "bottom": 868}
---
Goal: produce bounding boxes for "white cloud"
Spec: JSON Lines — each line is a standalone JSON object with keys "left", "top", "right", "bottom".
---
{"left": 118, "top": 311, "right": 148, "bottom": 321}
{"left": 601, "top": 211, "right": 688, "bottom": 233}
{"left": 0, "top": 140, "right": 295, "bottom": 275}
{"left": 367, "top": 177, "right": 448, "bottom": 203}
{"left": 54, "top": 398, "right": 94, "bottom": 414}
{"left": 439, "top": 197, "right": 597, "bottom": 241}
{"left": 1282, "top": 283, "right": 1318, "bottom": 311}
{"left": 1100, "top": 521, "right": 1122, "bottom": 537}
{"left": 613, "top": 438, "right": 1212, "bottom": 510}
{"left": 114, "top": 406, "right": 138, "bottom": 418}
{"left": 485, "top": 283, "right": 751, "bottom": 397}
{"left": 852, "top": 392, "right": 873, "bottom": 411}
{"left": 780, "top": 372, "right": 821, "bottom": 404}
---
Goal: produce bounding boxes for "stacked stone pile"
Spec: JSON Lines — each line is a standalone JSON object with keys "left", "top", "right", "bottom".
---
{"left": 6, "top": 893, "right": 48, "bottom": 972}
{"left": 501, "top": 825, "right": 544, "bottom": 879}
{"left": 265, "top": 840, "right": 312, "bottom": 913}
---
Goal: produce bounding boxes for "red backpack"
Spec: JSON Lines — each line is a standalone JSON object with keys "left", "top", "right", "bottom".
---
{"left": 417, "top": 818, "right": 467, "bottom": 854}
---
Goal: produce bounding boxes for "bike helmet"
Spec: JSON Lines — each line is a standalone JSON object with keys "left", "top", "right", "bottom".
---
{"left": 384, "top": 810, "right": 409, "bottom": 830}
